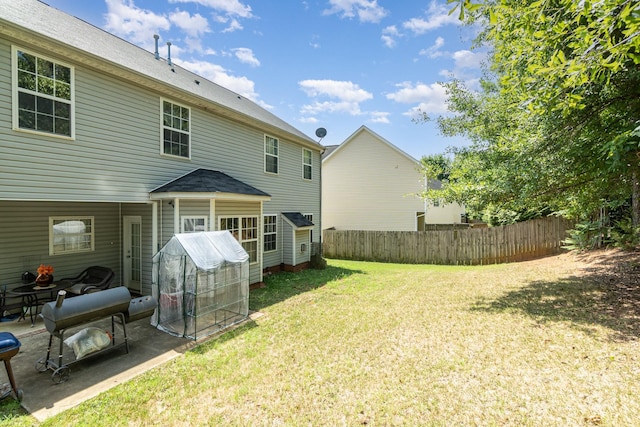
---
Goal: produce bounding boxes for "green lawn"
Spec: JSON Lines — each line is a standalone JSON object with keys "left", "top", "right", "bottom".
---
{"left": 3, "top": 254, "right": 639, "bottom": 426}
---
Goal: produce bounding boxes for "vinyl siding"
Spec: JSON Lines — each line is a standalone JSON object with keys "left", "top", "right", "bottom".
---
{"left": 120, "top": 203, "right": 155, "bottom": 295}
{"left": 322, "top": 130, "right": 426, "bottom": 231}
{"left": 0, "top": 201, "right": 122, "bottom": 291}
{"left": 0, "top": 29, "right": 320, "bottom": 288}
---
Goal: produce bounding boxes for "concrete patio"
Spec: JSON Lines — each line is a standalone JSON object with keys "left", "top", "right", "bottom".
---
{"left": 0, "top": 311, "right": 260, "bottom": 422}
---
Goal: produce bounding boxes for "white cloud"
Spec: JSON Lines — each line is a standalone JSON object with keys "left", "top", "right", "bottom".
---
{"left": 104, "top": 0, "right": 171, "bottom": 47}
{"left": 420, "top": 36, "right": 445, "bottom": 58}
{"left": 386, "top": 81, "right": 449, "bottom": 115}
{"left": 175, "top": 59, "right": 266, "bottom": 105}
{"left": 369, "top": 111, "right": 390, "bottom": 123}
{"left": 169, "top": 9, "right": 209, "bottom": 37}
{"left": 299, "top": 80, "right": 373, "bottom": 103}
{"left": 323, "top": 0, "right": 388, "bottom": 23}
{"left": 233, "top": 47, "right": 260, "bottom": 67}
{"left": 168, "top": 0, "right": 253, "bottom": 18}
{"left": 301, "top": 100, "right": 364, "bottom": 116}
{"left": 222, "top": 18, "right": 244, "bottom": 33}
{"left": 299, "top": 80, "right": 374, "bottom": 117}
{"left": 381, "top": 25, "right": 400, "bottom": 48}
{"left": 452, "top": 49, "right": 485, "bottom": 69}
{"left": 402, "top": 1, "right": 460, "bottom": 35}
{"left": 299, "top": 116, "right": 319, "bottom": 124}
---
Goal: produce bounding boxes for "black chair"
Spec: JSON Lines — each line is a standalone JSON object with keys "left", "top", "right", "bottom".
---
{"left": 0, "top": 286, "right": 23, "bottom": 319}
{"left": 59, "top": 266, "right": 115, "bottom": 296}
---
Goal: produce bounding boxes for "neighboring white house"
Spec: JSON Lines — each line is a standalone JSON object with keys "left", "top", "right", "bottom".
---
{"left": 322, "top": 126, "right": 465, "bottom": 231}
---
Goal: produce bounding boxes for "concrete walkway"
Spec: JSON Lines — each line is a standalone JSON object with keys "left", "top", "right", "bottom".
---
{"left": 0, "top": 314, "right": 204, "bottom": 421}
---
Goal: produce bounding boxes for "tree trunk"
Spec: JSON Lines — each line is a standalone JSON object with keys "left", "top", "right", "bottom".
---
{"left": 633, "top": 170, "right": 640, "bottom": 229}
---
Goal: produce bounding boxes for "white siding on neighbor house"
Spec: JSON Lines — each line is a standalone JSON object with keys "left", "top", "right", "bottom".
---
{"left": 322, "top": 129, "right": 426, "bottom": 231}
{"left": 422, "top": 200, "right": 467, "bottom": 225}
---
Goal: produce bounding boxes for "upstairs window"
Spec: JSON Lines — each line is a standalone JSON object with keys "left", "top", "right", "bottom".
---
{"left": 162, "top": 100, "right": 190, "bottom": 158}
{"left": 265, "top": 135, "right": 279, "bottom": 174}
{"left": 303, "top": 149, "right": 312, "bottom": 180}
{"left": 14, "top": 47, "right": 74, "bottom": 138}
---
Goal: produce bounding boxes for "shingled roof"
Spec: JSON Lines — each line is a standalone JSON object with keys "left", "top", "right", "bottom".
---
{"left": 151, "top": 169, "right": 270, "bottom": 198}
{"left": 0, "top": 0, "right": 320, "bottom": 149}
{"left": 282, "top": 212, "right": 314, "bottom": 228}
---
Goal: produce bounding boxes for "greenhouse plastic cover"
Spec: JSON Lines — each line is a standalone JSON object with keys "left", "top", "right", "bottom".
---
{"left": 151, "top": 231, "right": 250, "bottom": 339}
{"left": 160, "top": 231, "right": 248, "bottom": 269}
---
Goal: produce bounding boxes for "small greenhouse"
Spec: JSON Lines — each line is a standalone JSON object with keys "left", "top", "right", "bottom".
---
{"left": 151, "top": 231, "right": 249, "bottom": 340}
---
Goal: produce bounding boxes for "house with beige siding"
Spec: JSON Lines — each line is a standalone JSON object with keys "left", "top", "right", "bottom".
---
{"left": 0, "top": 0, "right": 322, "bottom": 295}
{"left": 322, "top": 126, "right": 464, "bottom": 231}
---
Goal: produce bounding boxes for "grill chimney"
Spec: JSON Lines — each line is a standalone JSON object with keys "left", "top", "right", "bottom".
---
{"left": 153, "top": 34, "right": 159, "bottom": 60}
{"left": 167, "top": 42, "right": 172, "bottom": 66}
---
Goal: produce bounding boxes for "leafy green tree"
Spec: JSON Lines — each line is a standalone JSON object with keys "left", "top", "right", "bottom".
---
{"left": 432, "top": 0, "right": 640, "bottom": 228}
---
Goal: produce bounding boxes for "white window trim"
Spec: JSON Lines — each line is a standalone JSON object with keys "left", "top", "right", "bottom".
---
{"left": 49, "top": 216, "right": 94, "bottom": 255}
{"left": 304, "top": 213, "right": 314, "bottom": 242}
{"left": 264, "top": 134, "right": 279, "bottom": 175}
{"left": 219, "top": 216, "right": 260, "bottom": 264}
{"left": 302, "top": 148, "right": 312, "bottom": 180}
{"left": 12, "top": 45, "right": 75, "bottom": 140}
{"left": 263, "top": 214, "right": 277, "bottom": 253}
{"left": 181, "top": 216, "right": 207, "bottom": 233}
{"left": 160, "top": 98, "right": 191, "bottom": 159}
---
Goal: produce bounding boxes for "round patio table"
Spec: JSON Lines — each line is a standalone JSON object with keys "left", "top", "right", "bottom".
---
{"left": 7, "top": 283, "right": 67, "bottom": 327}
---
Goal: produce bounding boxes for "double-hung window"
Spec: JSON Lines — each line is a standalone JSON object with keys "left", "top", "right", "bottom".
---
{"left": 265, "top": 135, "right": 279, "bottom": 174}
{"left": 220, "top": 216, "right": 259, "bottom": 263}
{"left": 302, "top": 149, "right": 312, "bottom": 180}
{"left": 263, "top": 214, "right": 277, "bottom": 252}
{"left": 49, "top": 217, "right": 94, "bottom": 255}
{"left": 14, "top": 47, "right": 74, "bottom": 138}
{"left": 162, "top": 99, "right": 190, "bottom": 158}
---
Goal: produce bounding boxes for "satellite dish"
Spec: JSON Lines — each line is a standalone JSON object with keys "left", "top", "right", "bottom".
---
{"left": 315, "top": 127, "right": 327, "bottom": 139}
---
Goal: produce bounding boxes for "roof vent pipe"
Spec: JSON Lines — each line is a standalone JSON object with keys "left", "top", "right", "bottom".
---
{"left": 167, "top": 42, "right": 172, "bottom": 66}
{"left": 153, "top": 34, "right": 159, "bottom": 60}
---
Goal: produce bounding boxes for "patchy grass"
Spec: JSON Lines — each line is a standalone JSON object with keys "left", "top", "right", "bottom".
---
{"left": 3, "top": 251, "right": 640, "bottom": 426}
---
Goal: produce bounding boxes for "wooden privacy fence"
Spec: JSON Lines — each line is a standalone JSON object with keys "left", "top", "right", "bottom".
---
{"left": 322, "top": 217, "right": 573, "bottom": 265}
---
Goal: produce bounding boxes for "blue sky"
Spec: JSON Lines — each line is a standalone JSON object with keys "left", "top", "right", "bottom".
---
{"left": 43, "top": 0, "right": 485, "bottom": 160}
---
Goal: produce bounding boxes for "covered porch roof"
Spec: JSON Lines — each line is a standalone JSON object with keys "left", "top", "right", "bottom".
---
{"left": 149, "top": 168, "right": 271, "bottom": 201}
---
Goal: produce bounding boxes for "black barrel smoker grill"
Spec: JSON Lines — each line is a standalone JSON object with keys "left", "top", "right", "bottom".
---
{"left": 37, "top": 287, "right": 156, "bottom": 383}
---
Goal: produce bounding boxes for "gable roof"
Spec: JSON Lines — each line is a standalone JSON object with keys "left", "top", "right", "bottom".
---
{"left": 322, "top": 125, "right": 419, "bottom": 164}
{"left": 282, "top": 212, "right": 314, "bottom": 229}
{"left": 150, "top": 169, "right": 271, "bottom": 200}
{"left": 0, "top": 0, "right": 321, "bottom": 150}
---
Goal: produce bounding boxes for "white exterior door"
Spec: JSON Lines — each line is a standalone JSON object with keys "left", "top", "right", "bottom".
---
{"left": 123, "top": 216, "right": 142, "bottom": 293}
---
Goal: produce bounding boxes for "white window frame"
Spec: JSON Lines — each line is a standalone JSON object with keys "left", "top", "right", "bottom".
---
{"left": 12, "top": 46, "right": 75, "bottom": 139}
{"left": 304, "top": 213, "right": 314, "bottom": 242}
{"left": 264, "top": 135, "right": 279, "bottom": 174}
{"left": 49, "top": 216, "right": 94, "bottom": 255}
{"left": 181, "top": 216, "right": 207, "bottom": 233}
{"left": 219, "top": 216, "right": 259, "bottom": 264}
{"left": 161, "top": 98, "right": 191, "bottom": 159}
{"left": 263, "top": 214, "right": 277, "bottom": 252}
{"left": 302, "top": 148, "right": 312, "bottom": 180}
